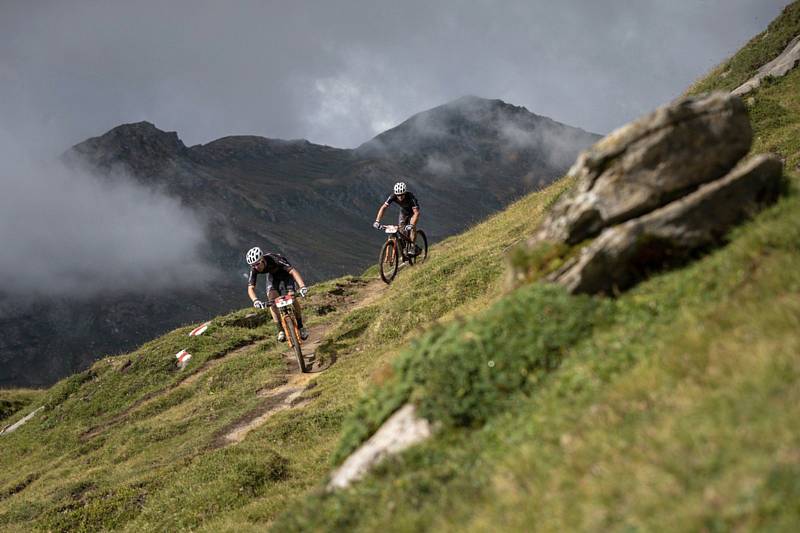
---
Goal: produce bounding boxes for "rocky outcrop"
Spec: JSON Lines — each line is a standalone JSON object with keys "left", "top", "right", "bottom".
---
{"left": 514, "top": 92, "right": 784, "bottom": 295}
{"left": 538, "top": 93, "right": 752, "bottom": 244}
{"left": 548, "top": 155, "right": 783, "bottom": 294}
{"left": 732, "top": 35, "right": 800, "bottom": 96}
{"left": 327, "top": 404, "right": 432, "bottom": 491}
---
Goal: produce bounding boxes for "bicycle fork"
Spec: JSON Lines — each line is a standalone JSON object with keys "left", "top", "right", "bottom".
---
{"left": 279, "top": 311, "right": 302, "bottom": 348}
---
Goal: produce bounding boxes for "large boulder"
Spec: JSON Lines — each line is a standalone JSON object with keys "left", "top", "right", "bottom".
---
{"left": 548, "top": 155, "right": 783, "bottom": 294}
{"left": 511, "top": 92, "right": 784, "bottom": 296}
{"left": 539, "top": 92, "right": 752, "bottom": 244}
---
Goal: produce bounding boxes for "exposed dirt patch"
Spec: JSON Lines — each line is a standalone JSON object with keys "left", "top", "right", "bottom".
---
{"left": 0, "top": 472, "right": 40, "bottom": 500}
{"left": 351, "top": 279, "right": 387, "bottom": 310}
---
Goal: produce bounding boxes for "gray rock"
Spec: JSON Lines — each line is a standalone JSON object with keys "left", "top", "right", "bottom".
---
{"left": 539, "top": 93, "right": 752, "bottom": 244}
{"left": 0, "top": 406, "right": 44, "bottom": 436}
{"left": 732, "top": 35, "right": 800, "bottom": 96}
{"left": 327, "top": 404, "right": 432, "bottom": 491}
{"left": 550, "top": 154, "right": 783, "bottom": 294}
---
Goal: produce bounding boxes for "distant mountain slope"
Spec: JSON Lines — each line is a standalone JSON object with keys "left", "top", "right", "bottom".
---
{"left": 2, "top": 97, "right": 598, "bottom": 387}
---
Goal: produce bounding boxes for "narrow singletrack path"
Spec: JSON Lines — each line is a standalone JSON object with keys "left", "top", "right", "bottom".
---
{"left": 216, "top": 279, "right": 387, "bottom": 447}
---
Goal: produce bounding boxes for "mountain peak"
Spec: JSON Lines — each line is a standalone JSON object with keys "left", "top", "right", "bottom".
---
{"left": 355, "top": 95, "right": 597, "bottom": 166}
{"left": 67, "top": 121, "right": 188, "bottom": 175}
{"left": 93, "top": 121, "right": 185, "bottom": 152}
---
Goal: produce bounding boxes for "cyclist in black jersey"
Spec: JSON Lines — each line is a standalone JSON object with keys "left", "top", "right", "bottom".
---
{"left": 245, "top": 246, "right": 309, "bottom": 341}
{"left": 373, "top": 181, "right": 420, "bottom": 259}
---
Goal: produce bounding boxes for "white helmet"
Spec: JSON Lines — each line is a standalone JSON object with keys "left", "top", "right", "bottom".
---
{"left": 394, "top": 181, "right": 407, "bottom": 195}
{"left": 246, "top": 246, "right": 264, "bottom": 265}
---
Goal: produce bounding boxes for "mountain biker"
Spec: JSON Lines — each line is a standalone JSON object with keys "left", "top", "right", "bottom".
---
{"left": 246, "top": 247, "right": 309, "bottom": 341}
{"left": 373, "top": 181, "right": 420, "bottom": 258}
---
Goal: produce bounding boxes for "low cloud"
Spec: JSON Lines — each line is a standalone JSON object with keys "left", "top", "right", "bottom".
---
{"left": 424, "top": 154, "right": 461, "bottom": 176}
{"left": 499, "top": 119, "right": 597, "bottom": 169}
{"left": 0, "top": 142, "right": 215, "bottom": 300}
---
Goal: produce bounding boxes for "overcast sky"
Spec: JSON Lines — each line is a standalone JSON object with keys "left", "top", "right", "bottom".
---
{"left": 0, "top": 0, "right": 791, "bottom": 151}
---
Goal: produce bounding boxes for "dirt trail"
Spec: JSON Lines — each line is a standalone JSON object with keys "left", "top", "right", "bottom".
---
{"left": 352, "top": 279, "right": 386, "bottom": 310}
{"left": 217, "top": 279, "right": 386, "bottom": 446}
{"left": 217, "top": 329, "right": 325, "bottom": 446}
{"left": 81, "top": 278, "right": 387, "bottom": 445}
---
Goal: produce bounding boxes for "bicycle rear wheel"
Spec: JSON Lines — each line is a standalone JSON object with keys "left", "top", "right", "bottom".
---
{"left": 411, "top": 230, "right": 428, "bottom": 264}
{"left": 379, "top": 239, "right": 398, "bottom": 284}
{"left": 285, "top": 314, "right": 306, "bottom": 372}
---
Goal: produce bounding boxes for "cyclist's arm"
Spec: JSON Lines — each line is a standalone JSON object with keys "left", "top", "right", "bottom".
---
{"left": 410, "top": 207, "right": 420, "bottom": 226}
{"left": 247, "top": 269, "right": 259, "bottom": 302}
{"left": 374, "top": 203, "right": 388, "bottom": 224}
{"left": 288, "top": 268, "right": 306, "bottom": 288}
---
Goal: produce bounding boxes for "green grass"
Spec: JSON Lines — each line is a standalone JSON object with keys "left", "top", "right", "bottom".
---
{"left": 0, "top": 389, "right": 42, "bottom": 423}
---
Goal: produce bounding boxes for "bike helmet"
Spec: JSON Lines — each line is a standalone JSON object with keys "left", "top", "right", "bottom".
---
{"left": 246, "top": 246, "right": 264, "bottom": 266}
{"left": 393, "top": 181, "right": 407, "bottom": 195}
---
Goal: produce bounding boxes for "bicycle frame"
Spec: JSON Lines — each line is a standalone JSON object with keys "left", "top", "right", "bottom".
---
{"left": 382, "top": 225, "right": 414, "bottom": 261}
{"left": 274, "top": 295, "right": 302, "bottom": 349}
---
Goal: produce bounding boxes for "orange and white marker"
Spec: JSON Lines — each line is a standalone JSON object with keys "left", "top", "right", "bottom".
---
{"left": 175, "top": 349, "right": 192, "bottom": 369}
{"left": 188, "top": 321, "right": 211, "bottom": 337}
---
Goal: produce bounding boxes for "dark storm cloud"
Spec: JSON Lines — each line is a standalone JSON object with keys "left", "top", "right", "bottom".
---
{"left": 0, "top": 0, "right": 790, "bottom": 149}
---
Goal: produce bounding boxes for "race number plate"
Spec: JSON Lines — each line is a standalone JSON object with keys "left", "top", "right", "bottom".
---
{"left": 384, "top": 225, "right": 398, "bottom": 233}
{"left": 275, "top": 297, "right": 293, "bottom": 308}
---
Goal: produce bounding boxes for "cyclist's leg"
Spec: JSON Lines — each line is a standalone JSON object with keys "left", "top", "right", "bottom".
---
{"left": 281, "top": 274, "right": 304, "bottom": 329}
{"left": 266, "top": 274, "right": 282, "bottom": 334}
{"left": 398, "top": 213, "right": 413, "bottom": 256}
{"left": 398, "top": 212, "right": 410, "bottom": 232}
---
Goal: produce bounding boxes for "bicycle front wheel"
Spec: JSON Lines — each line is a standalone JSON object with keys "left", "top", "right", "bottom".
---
{"left": 285, "top": 314, "right": 306, "bottom": 372}
{"left": 379, "top": 239, "right": 398, "bottom": 284}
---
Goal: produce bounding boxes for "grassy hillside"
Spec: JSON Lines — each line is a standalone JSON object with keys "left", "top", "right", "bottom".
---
{"left": 0, "top": 176, "right": 571, "bottom": 531}
{"left": 2, "top": 4, "right": 799, "bottom": 531}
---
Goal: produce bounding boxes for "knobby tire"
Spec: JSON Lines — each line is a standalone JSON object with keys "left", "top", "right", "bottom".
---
{"left": 380, "top": 239, "right": 398, "bottom": 284}
{"left": 285, "top": 314, "right": 306, "bottom": 373}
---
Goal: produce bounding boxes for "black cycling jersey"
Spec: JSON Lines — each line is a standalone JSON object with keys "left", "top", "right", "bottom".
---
{"left": 384, "top": 192, "right": 420, "bottom": 217}
{"left": 248, "top": 253, "right": 293, "bottom": 287}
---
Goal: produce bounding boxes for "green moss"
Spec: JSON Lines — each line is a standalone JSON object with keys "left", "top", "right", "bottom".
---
{"left": 508, "top": 240, "right": 574, "bottom": 283}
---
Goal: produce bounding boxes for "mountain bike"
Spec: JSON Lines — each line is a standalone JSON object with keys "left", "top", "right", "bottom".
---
{"left": 274, "top": 294, "right": 308, "bottom": 372}
{"left": 378, "top": 225, "right": 428, "bottom": 284}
